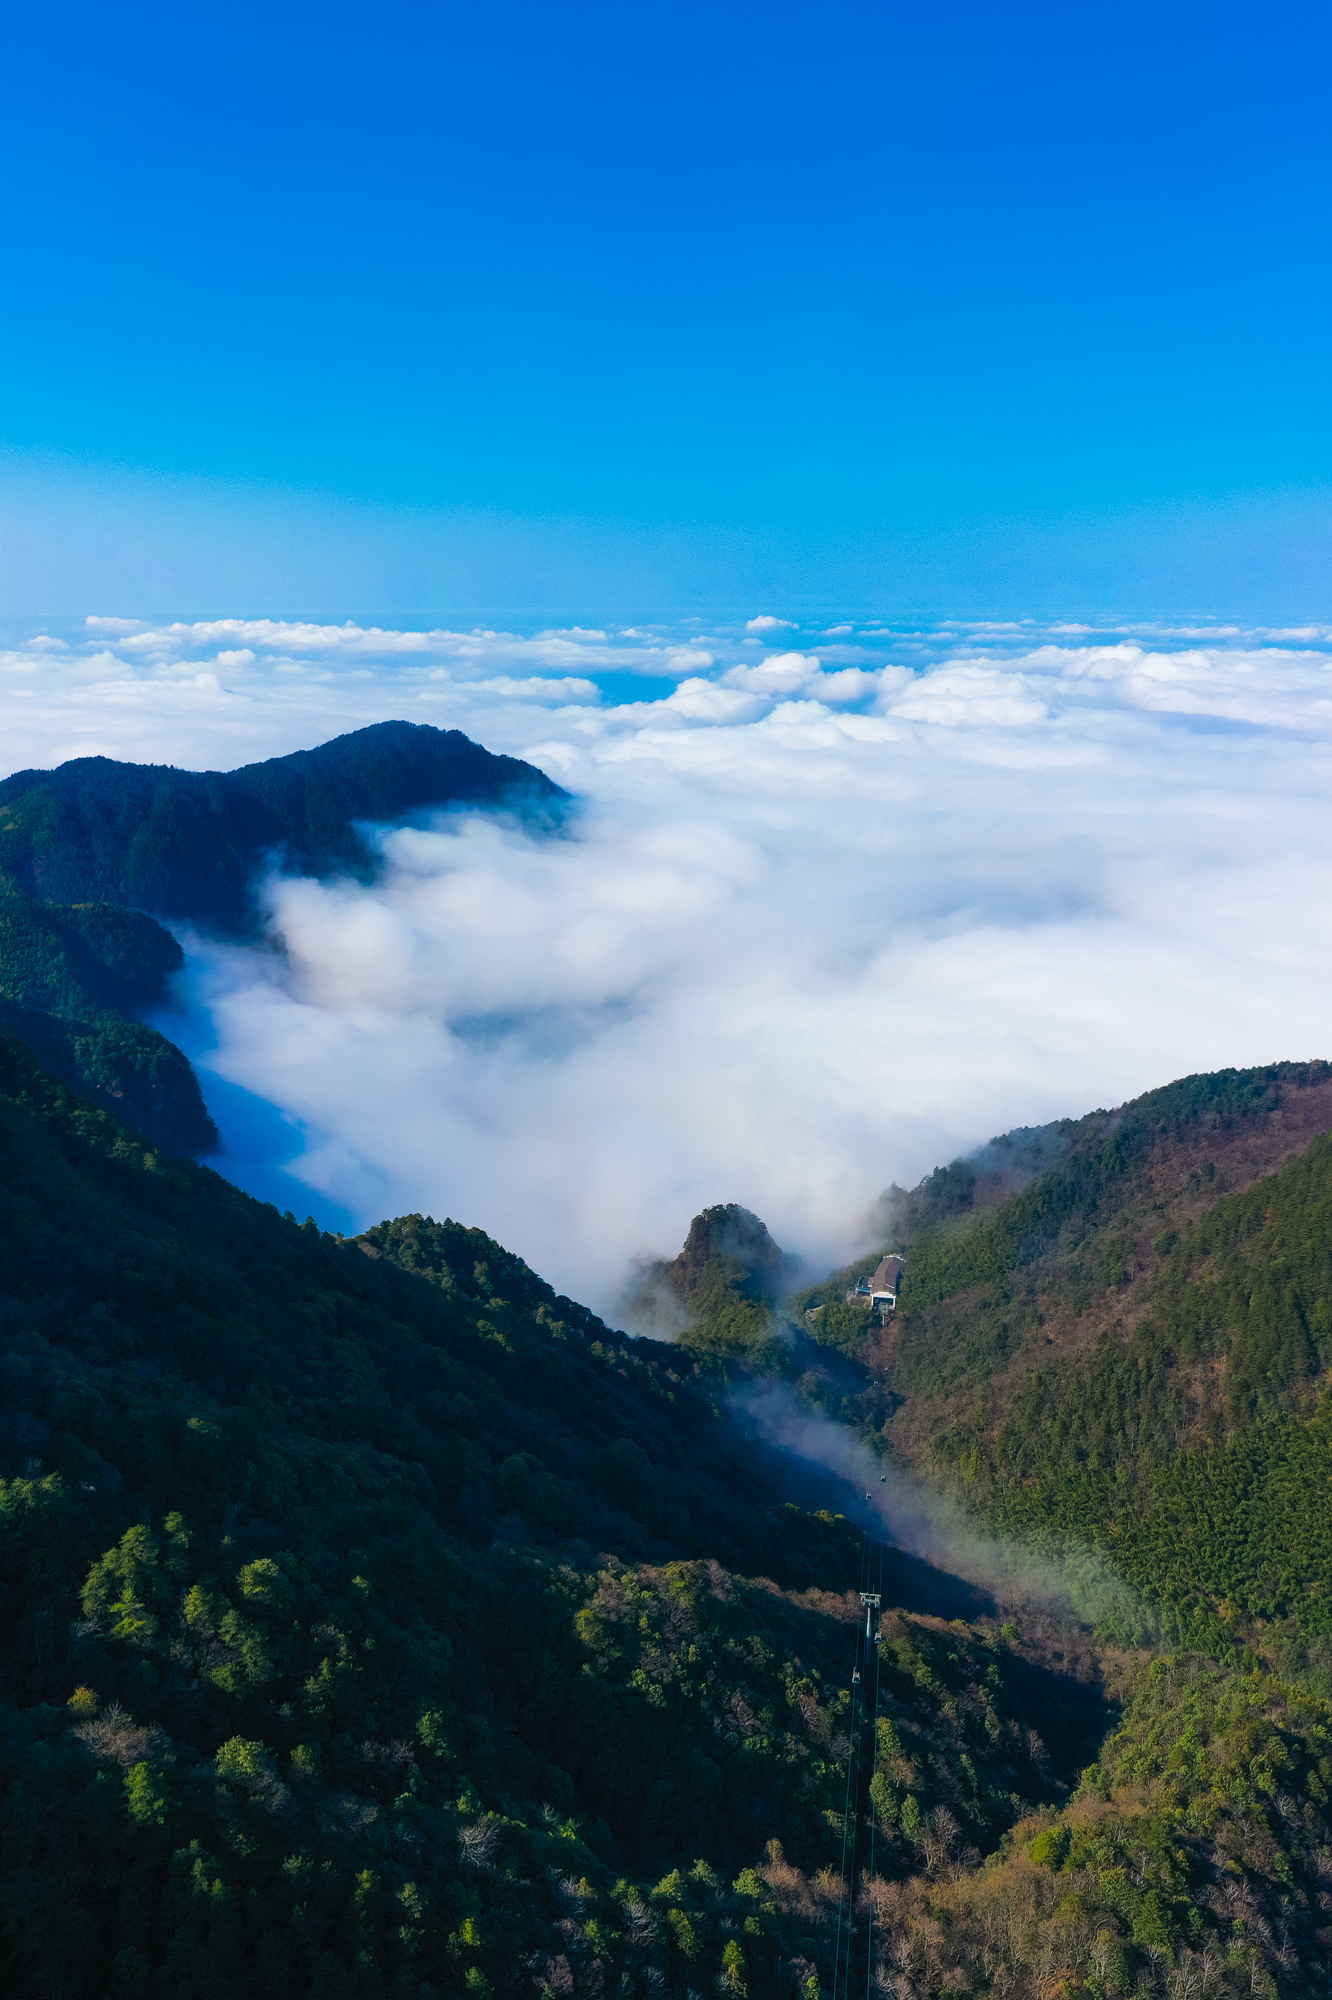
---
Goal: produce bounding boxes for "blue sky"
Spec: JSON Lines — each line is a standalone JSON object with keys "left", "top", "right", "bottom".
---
{"left": 4, "top": 1, "right": 1332, "bottom": 1280}
{"left": 2, "top": 0, "right": 1330, "bottom": 614}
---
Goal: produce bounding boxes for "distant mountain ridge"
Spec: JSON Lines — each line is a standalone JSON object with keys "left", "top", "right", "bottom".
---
{"left": 0, "top": 719, "right": 566, "bottom": 934}
{"left": 0, "top": 721, "right": 566, "bottom": 1151}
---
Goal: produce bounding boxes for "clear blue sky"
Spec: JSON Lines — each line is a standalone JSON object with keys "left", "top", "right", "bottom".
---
{"left": 2, "top": 1, "right": 1329, "bottom": 612}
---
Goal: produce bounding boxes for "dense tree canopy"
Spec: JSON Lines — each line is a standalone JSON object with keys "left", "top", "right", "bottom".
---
{"left": 4, "top": 1037, "right": 1332, "bottom": 1995}
{"left": 0, "top": 890, "right": 214, "bottom": 1153}
{"left": 0, "top": 1033, "right": 1109, "bottom": 1997}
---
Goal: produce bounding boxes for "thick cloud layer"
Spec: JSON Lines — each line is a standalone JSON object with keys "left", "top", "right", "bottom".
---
{"left": 6, "top": 611, "right": 1332, "bottom": 1313}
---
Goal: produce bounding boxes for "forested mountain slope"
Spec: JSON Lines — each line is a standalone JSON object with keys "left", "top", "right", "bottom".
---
{"left": 779, "top": 1064, "right": 1332, "bottom": 1651}
{"left": 0, "top": 720, "right": 565, "bottom": 933}
{"left": 4, "top": 1033, "right": 1332, "bottom": 1995}
{"left": 0, "top": 892, "right": 215, "bottom": 1153}
{"left": 622, "top": 1203, "right": 795, "bottom": 1349}
{"left": 8, "top": 716, "right": 1332, "bottom": 1993}
{"left": 617, "top": 1066, "right": 1332, "bottom": 1995}
{"left": 0, "top": 1033, "right": 1115, "bottom": 1999}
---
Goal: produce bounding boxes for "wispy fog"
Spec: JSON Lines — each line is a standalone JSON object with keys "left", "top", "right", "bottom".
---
{"left": 736, "top": 1382, "right": 1147, "bottom": 1634}
{"left": 6, "top": 611, "right": 1332, "bottom": 1312}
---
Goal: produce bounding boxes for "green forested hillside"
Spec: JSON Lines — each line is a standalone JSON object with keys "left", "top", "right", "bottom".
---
{"left": 775, "top": 1064, "right": 1332, "bottom": 1652}
{"left": 5, "top": 1036, "right": 1332, "bottom": 1996}
{"left": 0, "top": 890, "right": 216, "bottom": 1153}
{"left": 849, "top": 1647, "right": 1332, "bottom": 1999}
{"left": 916, "top": 1118, "right": 1332, "bottom": 1651}
{"left": 623, "top": 1203, "right": 793, "bottom": 1351}
{"left": 0, "top": 1035, "right": 1107, "bottom": 1999}
{"left": 9, "top": 726, "right": 1332, "bottom": 1994}
{"left": 629, "top": 1070, "right": 1332, "bottom": 1993}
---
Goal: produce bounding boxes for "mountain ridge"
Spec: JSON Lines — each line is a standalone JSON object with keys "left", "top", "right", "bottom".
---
{"left": 0, "top": 721, "right": 566, "bottom": 1155}
{"left": 0, "top": 719, "right": 566, "bottom": 935}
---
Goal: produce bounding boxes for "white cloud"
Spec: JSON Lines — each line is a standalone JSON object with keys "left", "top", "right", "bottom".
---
{"left": 186, "top": 689, "right": 1332, "bottom": 1317}
{"left": 11, "top": 611, "right": 1332, "bottom": 1317}
{"left": 658, "top": 677, "right": 769, "bottom": 724}
{"left": 121, "top": 618, "right": 438, "bottom": 657}
{"left": 884, "top": 663, "right": 1047, "bottom": 728}
{"left": 744, "top": 615, "right": 793, "bottom": 633}
{"left": 721, "top": 651, "right": 821, "bottom": 696}
{"left": 470, "top": 675, "right": 599, "bottom": 703}
{"left": 817, "top": 667, "right": 884, "bottom": 703}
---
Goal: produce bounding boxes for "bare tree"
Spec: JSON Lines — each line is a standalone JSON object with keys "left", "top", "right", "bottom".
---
{"left": 458, "top": 1816, "right": 501, "bottom": 1870}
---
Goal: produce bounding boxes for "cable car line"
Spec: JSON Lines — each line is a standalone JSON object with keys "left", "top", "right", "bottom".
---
{"left": 827, "top": 1487, "right": 897, "bottom": 2000}
{"left": 864, "top": 1533, "right": 886, "bottom": 2000}
{"left": 831, "top": 1522, "right": 869, "bottom": 1997}
{"left": 831, "top": 1500, "right": 891, "bottom": 2000}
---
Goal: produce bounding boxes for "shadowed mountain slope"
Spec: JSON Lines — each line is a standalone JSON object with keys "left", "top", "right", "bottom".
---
{"left": 0, "top": 892, "right": 216, "bottom": 1153}
{"left": 0, "top": 721, "right": 566, "bottom": 1153}
{"left": 0, "top": 719, "right": 566, "bottom": 934}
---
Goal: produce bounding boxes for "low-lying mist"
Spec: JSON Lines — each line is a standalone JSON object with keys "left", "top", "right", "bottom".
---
{"left": 734, "top": 1381, "right": 1150, "bottom": 1643}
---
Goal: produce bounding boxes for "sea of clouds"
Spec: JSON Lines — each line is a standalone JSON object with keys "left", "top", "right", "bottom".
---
{"left": 5, "top": 608, "right": 1332, "bottom": 1315}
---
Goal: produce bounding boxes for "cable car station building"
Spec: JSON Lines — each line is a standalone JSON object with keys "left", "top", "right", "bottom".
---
{"left": 846, "top": 1253, "right": 905, "bottom": 1322}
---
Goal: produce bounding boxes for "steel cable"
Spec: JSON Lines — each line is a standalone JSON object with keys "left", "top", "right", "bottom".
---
{"left": 831, "top": 1524, "right": 870, "bottom": 1998}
